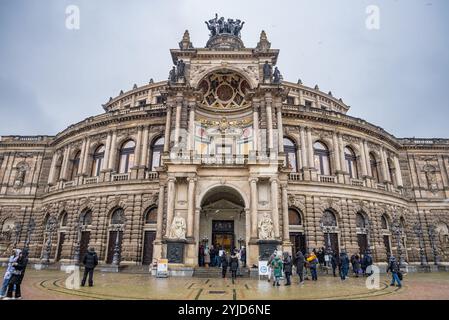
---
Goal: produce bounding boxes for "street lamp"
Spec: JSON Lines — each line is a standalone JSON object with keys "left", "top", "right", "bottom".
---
{"left": 428, "top": 224, "right": 440, "bottom": 265}
{"left": 72, "top": 219, "right": 83, "bottom": 264}
{"left": 24, "top": 218, "right": 36, "bottom": 250}
{"left": 13, "top": 222, "right": 22, "bottom": 247}
{"left": 112, "top": 225, "right": 123, "bottom": 266}
{"left": 391, "top": 217, "right": 405, "bottom": 268}
{"left": 238, "top": 237, "right": 244, "bottom": 249}
{"left": 413, "top": 222, "right": 428, "bottom": 266}
{"left": 319, "top": 222, "right": 334, "bottom": 257}
{"left": 41, "top": 216, "right": 57, "bottom": 264}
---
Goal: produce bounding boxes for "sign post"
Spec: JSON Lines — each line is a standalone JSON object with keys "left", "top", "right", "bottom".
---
{"left": 156, "top": 258, "right": 168, "bottom": 278}
{"left": 258, "top": 260, "right": 270, "bottom": 280}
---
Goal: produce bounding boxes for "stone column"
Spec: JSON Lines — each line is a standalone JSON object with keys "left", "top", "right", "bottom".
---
{"left": 394, "top": 156, "right": 404, "bottom": 187}
{"left": 102, "top": 132, "right": 112, "bottom": 171}
{"left": 249, "top": 177, "right": 258, "bottom": 239}
{"left": 81, "top": 138, "right": 91, "bottom": 175}
{"left": 108, "top": 130, "right": 118, "bottom": 171}
{"left": 338, "top": 134, "right": 346, "bottom": 173}
{"left": 332, "top": 132, "right": 341, "bottom": 172}
{"left": 187, "top": 101, "right": 196, "bottom": 153}
{"left": 163, "top": 104, "right": 172, "bottom": 153}
{"left": 174, "top": 96, "right": 182, "bottom": 148}
{"left": 156, "top": 184, "right": 165, "bottom": 240}
{"left": 359, "top": 140, "right": 368, "bottom": 177}
{"left": 265, "top": 94, "right": 274, "bottom": 151}
{"left": 165, "top": 177, "right": 176, "bottom": 237}
{"left": 78, "top": 139, "right": 87, "bottom": 175}
{"left": 253, "top": 102, "right": 260, "bottom": 153}
{"left": 379, "top": 147, "right": 389, "bottom": 182}
{"left": 300, "top": 126, "right": 308, "bottom": 168}
{"left": 140, "top": 125, "right": 149, "bottom": 167}
{"left": 187, "top": 177, "right": 196, "bottom": 238}
{"left": 307, "top": 128, "right": 314, "bottom": 169}
{"left": 363, "top": 140, "right": 372, "bottom": 176}
{"left": 299, "top": 90, "right": 305, "bottom": 106}
{"left": 281, "top": 183, "right": 289, "bottom": 241}
{"left": 276, "top": 102, "right": 284, "bottom": 153}
{"left": 60, "top": 145, "right": 71, "bottom": 181}
{"left": 48, "top": 152, "right": 58, "bottom": 185}
{"left": 270, "top": 178, "right": 280, "bottom": 239}
{"left": 134, "top": 126, "right": 143, "bottom": 167}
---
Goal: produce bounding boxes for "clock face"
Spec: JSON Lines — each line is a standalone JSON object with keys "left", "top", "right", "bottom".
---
{"left": 198, "top": 71, "right": 250, "bottom": 110}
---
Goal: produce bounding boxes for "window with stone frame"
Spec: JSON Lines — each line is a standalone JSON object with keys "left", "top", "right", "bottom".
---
{"left": 70, "top": 151, "right": 81, "bottom": 181}
{"left": 322, "top": 210, "right": 337, "bottom": 227}
{"left": 381, "top": 215, "right": 389, "bottom": 230}
{"left": 118, "top": 140, "right": 136, "bottom": 173}
{"left": 284, "top": 137, "right": 298, "bottom": 172}
{"left": 288, "top": 208, "right": 302, "bottom": 225}
{"left": 314, "top": 141, "right": 331, "bottom": 176}
{"left": 81, "top": 210, "right": 92, "bottom": 226}
{"left": 60, "top": 211, "right": 68, "bottom": 227}
{"left": 345, "top": 146, "right": 359, "bottom": 179}
{"left": 150, "top": 136, "right": 164, "bottom": 172}
{"left": 91, "top": 145, "right": 105, "bottom": 177}
{"left": 111, "top": 208, "right": 125, "bottom": 225}
{"left": 369, "top": 153, "right": 380, "bottom": 183}
{"left": 356, "top": 212, "right": 367, "bottom": 228}
{"left": 144, "top": 207, "right": 158, "bottom": 224}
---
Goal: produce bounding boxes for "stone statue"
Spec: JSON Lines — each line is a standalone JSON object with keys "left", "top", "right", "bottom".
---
{"left": 13, "top": 163, "right": 27, "bottom": 189}
{"left": 233, "top": 20, "right": 245, "bottom": 37}
{"left": 168, "top": 66, "right": 177, "bottom": 83}
{"left": 177, "top": 60, "right": 186, "bottom": 79}
{"left": 205, "top": 14, "right": 244, "bottom": 38}
{"left": 263, "top": 61, "right": 272, "bottom": 82}
{"left": 273, "top": 67, "right": 282, "bottom": 84}
{"left": 169, "top": 212, "right": 186, "bottom": 239}
{"left": 258, "top": 213, "right": 274, "bottom": 240}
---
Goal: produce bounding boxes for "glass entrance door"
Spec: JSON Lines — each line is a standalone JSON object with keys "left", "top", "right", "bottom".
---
{"left": 212, "top": 233, "right": 234, "bottom": 253}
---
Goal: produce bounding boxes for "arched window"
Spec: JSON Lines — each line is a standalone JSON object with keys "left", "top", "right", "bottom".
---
{"left": 111, "top": 208, "right": 125, "bottom": 225}
{"left": 344, "top": 147, "right": 358, "bottom": 179}
{"left": 91, "top": 145, "right": 105, "bottom": 177}
{"left": 322, "top": 210, "right": 337, "bottom": 227}
{"left": 70, "top": 151, "right": 81, "bottom": 181}
{"left": 150, "top": 137, "right": 164, "bottom": 172}
{"left": 381, "top": 215, "right": 389, "bottom": 230}
{"left": 144, "top": 207, "right": 158, "bottom": 224}
{"left": 81, "top": 210, "right": 92, "bottom": 226}
{"left": 284, "top": 138, "right": 298, "bottom": 172}
{"left": 118, "top": 140, "right": 135, "bottom": 173}
{"left": 288, "top": 208, "right": 302, "bottom": 225}
{"left": 60, "top": 211, "right": 68, "bottom": 227}
{"left": 388, "top": 159, "right": 396, "bottom": 185}
{"left": 314, "top": 141, "right": 331, "bottom": 176}
{"left": 54, "top": 155, "right": 64, "bottom": 181}
{"left": 356, "top": 212, "right": 367, "bottom": 228}
{"left": 369, "top": 153, "right": 380, "bottom": 183}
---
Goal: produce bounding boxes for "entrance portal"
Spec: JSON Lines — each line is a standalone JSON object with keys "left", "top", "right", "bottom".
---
{"left": 199, "top": 186, "right": 246, "bottom": 264}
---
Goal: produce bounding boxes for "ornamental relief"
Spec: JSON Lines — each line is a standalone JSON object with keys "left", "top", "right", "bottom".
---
{"left": 342, "top": 135, "right": 360, "bottom": 144}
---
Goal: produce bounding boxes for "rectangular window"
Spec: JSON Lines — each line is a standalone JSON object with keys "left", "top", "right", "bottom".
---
{"left": 305, "top": 100, "right": 312, "bottom": 108}
{"left": 151, "top": 150, "right": 161, "bottom": 171}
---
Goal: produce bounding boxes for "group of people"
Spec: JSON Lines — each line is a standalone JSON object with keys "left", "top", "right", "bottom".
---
{"left": 264, "top": 248, "right": 403, "bottom": 288}
{"left": 0, "top": 248, "right": 29, "bottom": 300}
{"left": 198, "top": 244, "right": 246, "bottom": 269}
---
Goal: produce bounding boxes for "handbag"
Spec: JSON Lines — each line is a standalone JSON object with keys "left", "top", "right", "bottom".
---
{"left": 397, "top": 271, "right": 403, "bottom": 281}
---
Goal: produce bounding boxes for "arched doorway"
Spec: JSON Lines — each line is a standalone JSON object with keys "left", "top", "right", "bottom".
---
{"left": 198, "top": 185, "right": 246, "bottom": 266}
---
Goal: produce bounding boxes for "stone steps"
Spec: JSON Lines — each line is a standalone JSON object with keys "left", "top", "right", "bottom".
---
{"left": 193, "top": 267, "right": 251, "bottom": 278}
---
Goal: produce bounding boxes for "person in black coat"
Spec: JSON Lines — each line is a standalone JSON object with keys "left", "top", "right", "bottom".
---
{"left": 81, "top": 247, "right": 98, "bottom": 287}
{"left": 229, "top": 251, "right": 239, "bottom": 284}
{"left": 5, "top": 249, "right": 29, "bottom": 299}
{"left": 282, "top": 252, "right": 293, "bottom": 286}
{"left": 221, "top": 253, "right": 228, "bottom": 278}
{"left": 330, "top": 253, "right": 339, "bottom": 277}
{"left": 295, "top": 250, "right": 305, "bottom": 284}
{"left": 339, "top": 251, "right": 350, "bottom": 280}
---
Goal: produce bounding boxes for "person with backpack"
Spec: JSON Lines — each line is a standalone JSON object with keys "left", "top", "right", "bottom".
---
{"left": 330, "top": 252, "right": 339, "bottom": 277}
{"left": 229, "top": 250, "right": 239, "bottom": 284}
{"left": 81, "top": 247, "right": 98, "bottom": 287}
{"left": 271, "top": 252, "right": 283, "bottom": 287}
{"left": 339, "top": 250, "right": 350, "bottom": 281}
{"left": 295, "top": 250, "right": 305, "bottom": 284}
{"left": 386, "top": 256, "right": 402, "bottom": 288}
{"left": 221, "top": 252, "right": 229, "bottom": 278}
{"left": 282, "top": 252, "right": 293, "bottom": 286}
{"left": 4, "top": 249, "right": 29, "bottom": 300}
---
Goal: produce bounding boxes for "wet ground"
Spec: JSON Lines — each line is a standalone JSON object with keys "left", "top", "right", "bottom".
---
{"left": 2, "top": 267, "right": 449, "bottom": 300}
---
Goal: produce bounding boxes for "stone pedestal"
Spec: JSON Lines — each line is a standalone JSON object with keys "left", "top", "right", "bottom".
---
{"left": 166, "top": 239, "right": 186, "bottom": 264}
{"left": 258, "top": 240, "right": 281, "bottom": 261}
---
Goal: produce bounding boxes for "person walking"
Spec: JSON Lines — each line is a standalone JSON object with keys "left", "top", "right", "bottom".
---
{"left": 267, "top": 250, "right": 277, "bottom": 283}
{"left": 295, "top": 250, "right": 305, "bottom": 284}
{"left": 339, "top": 250, "right": 350, "bottom": 280}
{"left": 308, "top": 251, "right": 319, "bottom": 281}
{"left": 240, "top": 246, "right": 246, "bottom": 268}
{"left": 282, "top": 252, "right": 292, "bottom": 286}
{"left": 362, "top": 251, "right": 373, "bottom": 276}
{"left": 386, "top": 256, "right": 402, "bottom": 288}
{"left": 81, "top": 247, "right": 98, "bottom": 287}
{"left": 0, "top": 249, "right": 20, "bottom": 298}
{"left": 353, "top": 254, "right": 361, "bottom": 277}
{"left": 271, "top": 252, "right": 283, "bottom": 287}
{"left": 204, "top": 246, "right": 211, "bottom": 268}
{"left": 229, "top": 250, "right": 239, "bottom": 284}
{"left": 209, "top": 245, "right": 215, "bottom": 267}
{"left": 330, "top": 252, "right": 339, "bottom": 277}
{"left": 198, "top": 244, "right": 205, "bottom": 267}
{"left": 5, "top": 249, "right": 28, "bottom": 300}
{"left": 221, "top": 252, "right": 228, "bottom": 278}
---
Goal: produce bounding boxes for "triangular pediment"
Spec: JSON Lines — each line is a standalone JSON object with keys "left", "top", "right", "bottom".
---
{"left": 202, "top": 199, "right": 243, "bottom": 210}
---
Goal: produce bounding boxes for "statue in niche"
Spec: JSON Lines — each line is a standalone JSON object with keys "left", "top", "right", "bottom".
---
{"left": 258, "top": 212, "right": 274, "bottom": 240}
{"left": 13, "top": 163, "right": 28, "bottom": 189}
{"left": 273, "top": 67, "right": 282, "bottom": 84}
{"left": 423, "top": 163, "right": 438, "bottom": 193}
{"left": 168, "top": 66, "right": 177, "bottom": 83}
{"left": 177, "top": 59, "right": 186, "bottom": 79}
{"left": 169, "top": 212, "right": 186, "bottom": 240}
{"left": 436, "top": 223, "right": 449, "bottom": 258}
{"left": 263, "top": 61, "right": 272, "bottom": 82}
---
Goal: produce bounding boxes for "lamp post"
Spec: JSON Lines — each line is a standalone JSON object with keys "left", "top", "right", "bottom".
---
{"left": 413, "top": 222, "right": 428, "bottom": 266}
{"left": 319, "top": 222, "right": 334, "bottom": 256}
{"left": 41, "top": 216, "right": 57, "bottom": 264}
{"left": 428, "top": 224, "right": 440, "bottom": 265}
{"left": 392, "top": 217, "right": 405, "bottom": 268}
{"left": 238, "top": 237, "right": 244, "bottom": 249}
{"left": 72, "top": 219, "right": 83, "bottom": 264}
{"left": 112, "top": 225, "right": 123, "bottom": 266}
{"left": 24, "top": 218, "right": 36, "bottom": 250}
{"left": 13, "top": 222, "right": 22, "bottom": 247}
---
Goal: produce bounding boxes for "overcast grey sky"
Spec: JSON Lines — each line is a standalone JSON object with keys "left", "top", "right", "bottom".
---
{"left": 1, "top": 0, "right": 448, "bottom": 138}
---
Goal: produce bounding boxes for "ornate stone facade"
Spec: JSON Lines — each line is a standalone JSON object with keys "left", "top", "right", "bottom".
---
{"left": 1, "top": 19, "right": 449, "bottom": 271}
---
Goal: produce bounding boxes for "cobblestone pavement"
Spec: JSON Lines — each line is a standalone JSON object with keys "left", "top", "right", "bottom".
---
{"left": 1, "top": 267, "right": 449, "bottom": 300}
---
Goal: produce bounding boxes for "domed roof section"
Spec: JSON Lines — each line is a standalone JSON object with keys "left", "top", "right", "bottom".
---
{"left": 205, "top": 14, "right": 245, "bottom": 50}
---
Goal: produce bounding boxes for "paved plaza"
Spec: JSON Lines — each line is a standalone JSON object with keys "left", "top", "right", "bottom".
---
{"left": 2, "top": 267, "right": 449, "bottom": 300}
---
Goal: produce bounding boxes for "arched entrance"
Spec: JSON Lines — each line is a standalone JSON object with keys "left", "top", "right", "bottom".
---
{"left": 198, "top": 185, "right": 247, "bottom": 266}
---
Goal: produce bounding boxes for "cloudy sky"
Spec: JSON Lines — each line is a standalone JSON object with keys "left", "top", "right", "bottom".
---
{"left": 1, "top": 0, "right": 448, "bottom": 138}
